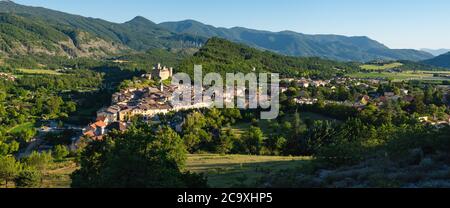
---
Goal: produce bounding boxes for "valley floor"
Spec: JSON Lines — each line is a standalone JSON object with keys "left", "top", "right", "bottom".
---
{"left": 3, "top": 154, "right": 309, "bottom": 188}
{"left": 3, "top": 152, "right": 450, "bottom": 188}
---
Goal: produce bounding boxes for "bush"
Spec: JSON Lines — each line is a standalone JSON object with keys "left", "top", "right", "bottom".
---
{"left": 316, "top": 141, "right": 364, "bottom": 168}
{"left": 53, "top": 145, "right": 69, "bottom": 161}
{"left": 14, "top": 167, "right": 41, "bottom": 188}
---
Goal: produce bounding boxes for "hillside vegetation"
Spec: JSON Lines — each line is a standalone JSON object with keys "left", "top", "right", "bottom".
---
{"left": 160, "top": 19, "right": 434, "bottom": 62}
{"left": 0, "top": 13, "right": 128, "bottom": 58}
{"left": 424, "top": 52, "right": 450, "bottom": 68}
{"left": 0, "top": 1, "right": 436, "bottom": 62}
{"left": 0, "top": 1, "right": 204, "bottom": 57}
{"left": 177, "top": 37, "right": 358, "bottom": 78}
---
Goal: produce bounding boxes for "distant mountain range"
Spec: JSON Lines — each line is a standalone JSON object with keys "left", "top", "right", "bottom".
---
{"left": 0, "top": 1, "right": 435, "bottom": 62}
{"left": 159, "top": 19, "right": 434, "bottom": 62}
{"left": 423, "top": 52, "right": 450, "bottom": 68}
{"left": 421, "top": 48, "right": 450, "bottom": 56}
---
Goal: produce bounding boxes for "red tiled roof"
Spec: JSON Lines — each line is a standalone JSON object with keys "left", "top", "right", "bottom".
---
{"left": 94, "top": 120, "right": 107, "bottom": 128}
{"left": 83, "top": 131, "right": 95, "bottom": 137}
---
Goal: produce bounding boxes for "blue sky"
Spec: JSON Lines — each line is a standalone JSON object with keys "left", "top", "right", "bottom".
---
{"left": 13, "top": 0, "right": 450, "bottom": 49}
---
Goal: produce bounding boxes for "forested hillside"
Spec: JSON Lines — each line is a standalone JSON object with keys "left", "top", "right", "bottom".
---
{"left": 177, "top": 37, "right": 359, "bottom": 78}
{"left": 160, "top": 19, "right": 434, "bottom": 62}
{"left": 423, "top": 52, "right": 450, "bottom": 68}
{"left": 0, "top": 13, "right": 128, "bottom": 57}
{"left": 0, "top": 1, "right": 204, "bottom": 57}
{"left": 0, "top": 1, "right": 435, "bottom": 62}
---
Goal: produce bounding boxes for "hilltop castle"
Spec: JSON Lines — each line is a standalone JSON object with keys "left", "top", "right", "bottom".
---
{"left": 142, "top": 63, "right": 173, "bottom": 81}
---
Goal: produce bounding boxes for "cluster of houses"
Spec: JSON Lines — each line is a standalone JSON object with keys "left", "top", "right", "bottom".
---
{"left": 0, "top": 72, "right": 16, "bottom": 81}
{"left": 283, "top": 78, "right": 330, "bottom": 88}
{"left": 285, "top": 76, "right": 450, "bottom": 127}
{"left": 82, "top": 63, "right": 213, "bottom": 140}
{"left": 81, "top": 66, "right": 450, "bottom": 140}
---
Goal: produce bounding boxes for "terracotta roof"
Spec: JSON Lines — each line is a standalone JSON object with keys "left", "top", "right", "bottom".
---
{"left": 83, "top": 131, "right": 95, "bottom": 137}
{"left": 94, "top": 120, "right": 107, "bottom": 128}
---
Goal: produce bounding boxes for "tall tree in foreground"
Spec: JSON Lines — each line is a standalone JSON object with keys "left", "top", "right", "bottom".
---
{"left": 71, "top": 122, "right": 207, "bottom": 188}
{"left": 0, "top": 156, "right": 21, "bottom": 188}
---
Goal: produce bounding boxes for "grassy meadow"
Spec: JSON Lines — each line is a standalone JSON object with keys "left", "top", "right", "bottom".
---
{"left": 4, "top": 154, "right": 310, "bottom": 188}
{"left": 348, "top": 70, "right": 450, "bottom": 82}
{"left": 360, "top": 62, "right": 403, "bottom": 70}
{"left": 16, "top": 68, "right": 63, "bottom": 75}
{"left": 186, "top": 154, "right": 311, "bottom": 188}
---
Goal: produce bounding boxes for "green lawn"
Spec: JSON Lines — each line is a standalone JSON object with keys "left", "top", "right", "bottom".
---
{"left": 360, "top": 62, "right": 403, "bottom": 71}
{"left": 186, "top": 154, "right": 311, "bottom": 188}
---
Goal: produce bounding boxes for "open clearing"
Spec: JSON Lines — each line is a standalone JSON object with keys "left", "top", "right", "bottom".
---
{"left": 14, "top": 154, "right": 310, "bottom": 188}
{"left": 187, "top": 154, "right": 311, "bottom": 188}
{"left": 16, "top": 68, "right": 63, "bottom": 75}
{"left": 41, "top": 159, "right": 78, "bottom": 188}
{"left": 0, "top": 159, "right": 78, "bottom": 188}
{"left": 360, "top": 62, "right": 403, "bottom": 70}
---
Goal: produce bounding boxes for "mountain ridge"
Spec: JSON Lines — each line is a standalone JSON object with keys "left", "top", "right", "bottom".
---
{"left": 0, "top": 1, "right": 435, "bottom": 62}
{"left": 421, "top": 48, "right": 450, "bottom": 56}
{"left": 0, "top": 13, "right": 129, "bottom": 57}
{"left": 159, "top": 19, "right": 434, "bottom": 62}
{"left": 0, "top": 1, "right": 204, "bottom": 55}
{"left": 423, "top": 52, "right": 450, "bottom": 68}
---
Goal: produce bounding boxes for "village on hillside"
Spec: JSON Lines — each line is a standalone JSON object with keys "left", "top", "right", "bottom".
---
{"left": 82, "top": 63, "right": 213, "bottom": 141}
{"left": 80, "top": 63, "right": 450, "bottom": 143}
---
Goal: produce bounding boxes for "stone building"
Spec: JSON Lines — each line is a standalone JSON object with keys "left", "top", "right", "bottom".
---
{"left": 151, "top": 63, "right": 173, "bottom": 81}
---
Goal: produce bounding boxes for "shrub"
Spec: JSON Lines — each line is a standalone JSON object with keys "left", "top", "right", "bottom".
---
{"left": 53, "top": 145, "right": 69, "bottom": 161}
{"left": 14, "top": 167, "right": 41, "bottom": 188}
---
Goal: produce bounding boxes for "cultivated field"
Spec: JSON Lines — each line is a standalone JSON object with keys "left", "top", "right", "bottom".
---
{"left": 349, "top": 70, "right": 450, "bottom": 82}
{"left": 360, "top": 62, "right": 403, "bottom": 70}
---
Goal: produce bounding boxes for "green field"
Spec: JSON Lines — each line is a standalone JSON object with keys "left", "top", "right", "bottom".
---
{"left": 349, "top": 71, "right": 450, "bottom": 82}
{"left": 187, "top": 154, "right": 311, "bottom": 188}
{"left": 16, "top": 68, "right": 63, "bottom": 75}
{"left": 11, "top": 154, "right": 310, "bottom": 188}
{"left": 360, "top": 62, "right": 403, "bottom": 71}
